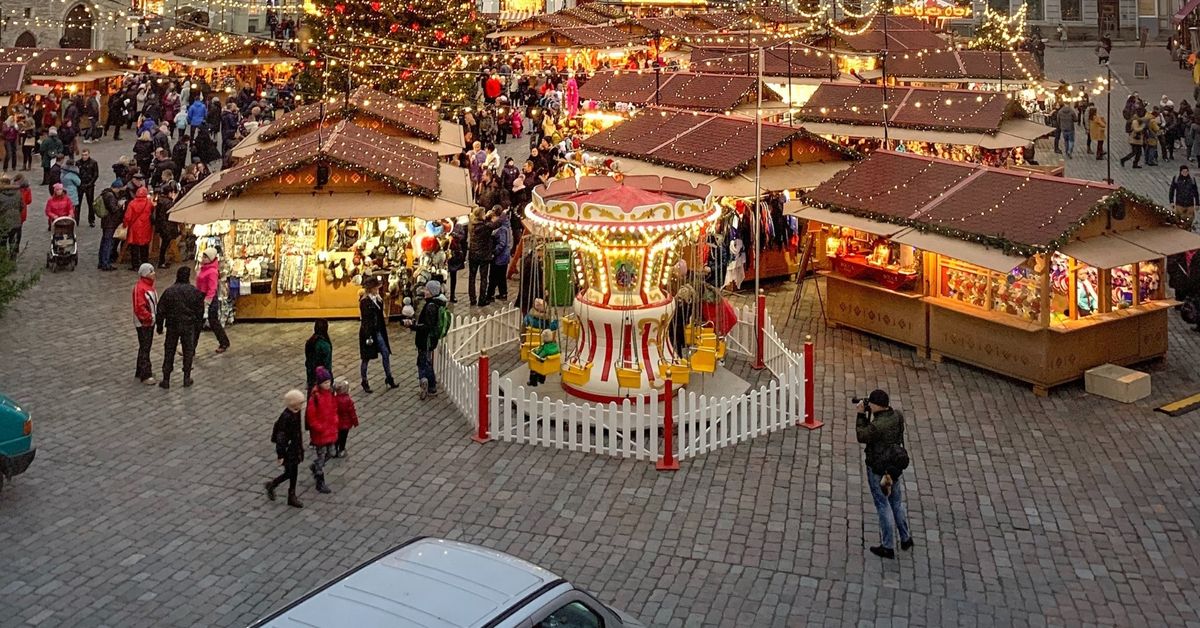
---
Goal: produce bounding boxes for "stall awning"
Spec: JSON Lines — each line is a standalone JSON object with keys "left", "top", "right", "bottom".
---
{"left": 892, "top": 229, "right": 1029, "bottom": 274}
{"left": 1059, "top": 234, "right": 1160, "bottom": 268}
{"left": 787, "top": 205, "right": 907, "bottom": 237}
{"left": 1114, "top": 226, "right": 1200, "bottom": 256}
{"left": 799, "top": 119, "right": 1047, "bottom": 150}
{"left": 1174, "top": 0, "right": 1200, "bottom": 24}
{"left": 30, "top": 69, "right": 127, "bottom": 82}
{"left": 613, "top": 157, "right": 851, "bottom": 196}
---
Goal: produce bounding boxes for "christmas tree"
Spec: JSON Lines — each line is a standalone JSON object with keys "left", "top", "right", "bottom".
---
{"left": 302, "top": 0, "right": 489, "bottom": 105}
{"left": 968, "top": 4, "right": 1026, "bottom": 51}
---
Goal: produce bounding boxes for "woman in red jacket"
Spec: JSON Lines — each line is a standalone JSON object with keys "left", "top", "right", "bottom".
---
{"left": 123, "top": 186, "right": 154, "bottom": 270}
{"left": 306, "top": 366, "right": 338, "bottom": 494}
{"left": 44, "top": 183, "right": 73, "bottom": 227}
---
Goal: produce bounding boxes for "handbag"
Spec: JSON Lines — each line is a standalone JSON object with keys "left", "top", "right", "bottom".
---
{"left": 114, "top": 224, "right": 128, "bottom": 240}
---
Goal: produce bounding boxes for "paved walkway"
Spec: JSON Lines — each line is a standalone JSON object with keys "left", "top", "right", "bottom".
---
{"left": 2, "top": 54, "right": 1200, "bottom": 626}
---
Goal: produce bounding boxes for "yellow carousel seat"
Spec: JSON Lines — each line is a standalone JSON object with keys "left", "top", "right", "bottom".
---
{"left": 615, "top": 363, "right": 642, "bottom": 388}
{"left": 529, "top": 352, "right": 562, "bottom": 376}
{"left": 690, "top": 347, "right": 717, "bottom": 374}
{"left": 562, "top": 360, "right": 592, "bottom": 386}
{"left": 659, "top": 359, "right": 691, "bottom": 386}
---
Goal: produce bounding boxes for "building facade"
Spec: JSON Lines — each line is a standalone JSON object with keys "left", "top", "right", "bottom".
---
{"left": 0, "top": 1, "right": 302, "bottom": 52}
{"left": 972, "top": 0, "right": 1180, "bottom": 38}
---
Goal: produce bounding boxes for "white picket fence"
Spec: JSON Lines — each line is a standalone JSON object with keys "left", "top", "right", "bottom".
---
{"left": 436, "top": 303, "right": 815, "bottom": 467}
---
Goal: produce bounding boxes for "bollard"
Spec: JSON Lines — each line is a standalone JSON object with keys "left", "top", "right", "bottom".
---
{"left": 473, "top": 352, "right": 492, "bottom": 443}
{"left": 656, "top": 378, "right": 679, "bottom": 470}
{"left": 752, "top": 290, "right": 767, "bottom": 370}
{"left": 800, "top": 337, "right": 823, "bottom": 430}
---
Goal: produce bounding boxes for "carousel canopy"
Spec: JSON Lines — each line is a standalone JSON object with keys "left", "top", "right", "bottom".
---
{"left": 802, "top": 151, "right": 1194, "bottom": 258}
{"left": 579, "top": 70, "right": 777, "bottom": 112}
{"left": 689, "top": 43, "right": 840, "bottom": 79}
{"left": 871, "top": 50, "right": 1043, "bottom": 82}
{"left": 794, "top": 83, "right": 1028, "bottom": 134}
{"left": 259, "top": 86, "right": 441, "bottom": 142}
{"left": 171, "top": 120, "right": 472, "bottom": 224}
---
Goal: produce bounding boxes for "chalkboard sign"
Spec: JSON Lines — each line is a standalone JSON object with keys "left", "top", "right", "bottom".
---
{"left": 1134, "top": 61, "right": 1149, "bottom": 78}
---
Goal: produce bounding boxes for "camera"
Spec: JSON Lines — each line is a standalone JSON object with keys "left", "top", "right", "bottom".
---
{"left": 851, "top": 396, "right": 864, "bottom": 404}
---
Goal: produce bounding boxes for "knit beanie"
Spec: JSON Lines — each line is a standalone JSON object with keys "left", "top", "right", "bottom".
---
{"left": 138, "top": 263, "right": 155, "bottom": 278}
{"left": 425, "top": 280, "right": 442, "bottom": 298}
{"left": 315, "top": 366, "right": 333, "bottom": 384}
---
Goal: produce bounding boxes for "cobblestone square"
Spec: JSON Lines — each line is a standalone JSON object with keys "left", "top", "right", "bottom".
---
{"left": 1, "top": 46, "right": 1199, "bottom": 627}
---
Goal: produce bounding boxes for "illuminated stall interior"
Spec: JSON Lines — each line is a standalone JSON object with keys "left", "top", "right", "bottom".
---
{"left": 131, "top": 28, "right": 297, "bottom": 92}
{"left": 513, "top": 25, "right": 650, "bottom": 72}
{"left": 170, "top": 120, "right": 473, "bottom": 320}
{"left": 808, "top": 16, "right": 950, "bottom": 75}
{"left": 792, "top": 151, "right": 1200, "bottom": 394}
{"left": 791, "top": 82, "right": 1053, "bottom": 166}
{"left": 574, "top": 107, "right": 858, "bottom": 281}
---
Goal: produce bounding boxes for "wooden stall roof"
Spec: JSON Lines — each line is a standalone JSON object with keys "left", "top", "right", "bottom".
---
{"left": 579, "top": 71, "right": 777, "bottom": 111}
{"left": 794, "top": 83, "right": 1010, "bottom": 133}
{"left": 0, "top": 63, "right": 25, "bottom": 93}
{"left": 133, "top": 28, "right": 205, "bottom": 53}
{"left": 802, "top": 151, "right": 1164, "bottom": 255}
{"left": 628, "top": 16, "right": 709, "bottom": 36}
{"left": 559, "top": 5, "right": 617, "bottom": 24}
{"left": 205, "top": 119, "right": 441, "bottom": 201}
{"left": 0, "top": 48, "right": 121, "bottom": 78}
{"left": 688, "top": 11, "right": 752, "bottom": 31}
{"left": 873, "top": 15, "right": 946, "bottom": 32}
{"left": 882, "top": 50, "right": 1043, "bottom": 80}
{"left": 746, "top": 6, "right": 811, "bottom": 25}
{"left": 520, "top": 25, "right": 643, "bottom": 49}
{"left": 259, "top": 86, "right": 441, "bottom": 142}
{"left": 824, "top": 27, "right": 948, "bottom": 53}
{"left": 689, "top": 42, "right": 839, "bottom": 79}
{"left": 582, "top": 107, "right": 824, "bottom": 176}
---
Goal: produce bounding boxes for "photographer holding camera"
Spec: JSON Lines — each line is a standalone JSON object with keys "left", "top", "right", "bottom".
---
{"left": 855, "top": 389, "right": 913, "bottom": 560}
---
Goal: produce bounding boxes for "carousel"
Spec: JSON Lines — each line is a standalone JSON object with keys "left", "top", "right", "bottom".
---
{"left": 520, "top": 175, "right": 742, "bottom": 403}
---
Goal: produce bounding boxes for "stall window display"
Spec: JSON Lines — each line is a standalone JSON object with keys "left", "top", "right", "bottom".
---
{"left": 277, "top": 220, "right": 319, "bottom": 294}
{"left": 828, "top": 228, "right": 920, "bottom": 292}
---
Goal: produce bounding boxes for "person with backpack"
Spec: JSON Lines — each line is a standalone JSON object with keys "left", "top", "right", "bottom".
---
{"left": 405, "top": 280, "right": 450, "bottom": 400}
{"left": 856, "top": 389, "right": 913, "bottom": 560}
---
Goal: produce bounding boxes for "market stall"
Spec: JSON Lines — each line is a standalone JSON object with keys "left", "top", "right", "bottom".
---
{"left": 793, "top": 151, "right": 1200, "bottom": 394}
{"left": 229, "top": 86, "right": 463, "bottom": 163}
{"left": 576, "top": 107, "right": 858, "bottom": 283}
{"left": 0, "top": 63, "right": 25, "bottom": 107}
{"left": 688, "top": 41, "right": 841, "bottom": 106}
{"left": 808, "top": 18, "right": 950, "bottom": 74}
{"left": 578, "top": 70, "right": 780, "bottom": 113}
{"left": 131, "top": 28, "right": 298, "bottom": 93}
{"left": 170, "top": 119, "right": 473, "bottom": 321}
{"left": 514, "top": 25, "right": 649, "bottom": 72}
{"left": 791, "top": 82, "right": 1053, "bottom": 165}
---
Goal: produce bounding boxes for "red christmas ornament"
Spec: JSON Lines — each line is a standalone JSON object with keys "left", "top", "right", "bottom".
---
{"left": 370, "top": 1, "right": 381, "bottom": 10}
{"left": 401, "top": 70, "right": 413, "bottom": 80}
{"left": 334, "top": 2, "right": 346, "bottom": 13}
{"left": 410, "top": 21, "right": 420, "bottom": 31}
{"left": 434, "top": 29, "right": 445, "bottom": 41}
{"left": 461, "top": 34, "right": 471, "bottom": 44}
{"left": 389, "top": 23, "right": 400, "bottom": 33}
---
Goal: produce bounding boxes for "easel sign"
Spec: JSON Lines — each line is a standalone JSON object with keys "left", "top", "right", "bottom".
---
{"left": 1134, "top": 61, "right": 1149, "bottom": 78}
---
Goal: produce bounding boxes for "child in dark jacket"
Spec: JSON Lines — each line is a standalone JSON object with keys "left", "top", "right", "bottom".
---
{"left": 333, "top": 378, "right": 359, "bottom": 458}
{"left": 265, "top": 389, "right": 306, "bottom": 508}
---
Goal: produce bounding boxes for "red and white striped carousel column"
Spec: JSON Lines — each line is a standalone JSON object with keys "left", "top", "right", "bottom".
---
{"left": 560, "top": 298, "right": 676, "bottom": 403}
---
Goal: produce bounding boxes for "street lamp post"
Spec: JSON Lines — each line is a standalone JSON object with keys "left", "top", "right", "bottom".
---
{"left": 1105, "top": 61, "right": 1112, "bottom": 184}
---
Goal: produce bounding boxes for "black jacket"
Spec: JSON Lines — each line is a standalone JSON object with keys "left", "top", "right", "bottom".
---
{"left": 77, "top": 157, "right": 99, "bottom": 187}
{"left": 99, "top": 188, "right": 124, "bottom": 230}
{"left": 271, "top": 408, "right": 305, "bottom": 464}
{"left": 467, "top": 218, "right": 494, "bottom": 262}
{"left": 150, "top": 157, "right": 176, "bottom": 187}
{"left": 413, "top": 298, "right": 445, "bottom": 351}
{"left": 856, "top": 408, "right": 905, "bottom": 475}
{"left": 1169, "top": 175, "right": 1199, "bottom": 207}
{"left": 133, "top": 139, "right": 154, "bottom": 165}
{"left": 358, "top": 294, "right": 389, "bottom": 359}
{"left": 156, "top": 280, "right": 205, "bottom": 332}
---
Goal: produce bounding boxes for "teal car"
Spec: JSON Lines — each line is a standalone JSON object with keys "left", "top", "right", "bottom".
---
{"left": 0, "top": 394, "right": 34, "bottom": 491}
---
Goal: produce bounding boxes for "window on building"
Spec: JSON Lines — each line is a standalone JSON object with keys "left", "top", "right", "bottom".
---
{"left": 248, "top": 18, "right": 259, "bottom": 33}
{"left": 1026, "top": 0, "right": 1044, "bottom": 20}
{"left": 22, "top": 8, "right": 30, "bottom": 17}
{"left": 987, "top": 0, "right": 1009, "bottom": 14}
{"left": 1061, "top": 0, "right": 1082, "bottom": 21}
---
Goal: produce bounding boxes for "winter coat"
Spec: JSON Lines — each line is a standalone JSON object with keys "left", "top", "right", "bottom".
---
{"left": 492, "top": 220, "right": 512, "bottom": 265}
{"left": 335, "top": 393, "right": 359, "bottom": 431}
{"left": 150, "top": 156, "right": 175, "bottom": 186}
{"left": 123, "top": 188, "right": 154, "bottom": 245}
{"left": 856, "top": 408, "right": 905, "bottom": 476}
{"left": 99, "top": 188, "right": 124, "bottom": 231}
{"left": 18, "top": 183, "right": 30, "bottom": 223}
{"left": 305, "top": 387, "right": 339, "bottom": 447}
{"left": 1055, "top": 106, "right": 1077, "bottom": 131}
{"left": 153, "top": 195, "right": 178, "bottom": 240}
{"left": 1088, "top": 114, "right": 1107, "bottom": 141}
{"left": 271, "top": 408, "right": 305, "bottom": 464}
{"left": 133, "top": 139, "right": 154, "bottom": 166}
{"left": 1127, "top": 117, "right": 1146, "bottom": 146}
{"left": 195, "top": 258, "right": 220, "bottom": 302}
{"left": 44, "top": 194, "right": 73, "bottom": 225}
{"left": 358, "top": 293, "right": 390, "bottom": 360}
{"left": 413, "top": 297, "right": 445, "bottom": 351}
{"left": 171, "top": 143, "right": 188, "bottom": 176}
{"left": 0, "top": 186, "right": 20, "bottom": 234}
{"left": 77, "top": 157, "right": 99, "bottom": 187}
{"left": 59, "top": 166, "right": 81, "bottom": 206}
{"left": 152, "top": 129, "right": 170, "bottom": 153}
{"left": 132, "top": 276, "right": 157, "bottom": 327}
{"left": 187, "top": 100, "right": 207, "bottom": 127}
{"left": 1170, "top": 175, "right": 1200, "bottom": 207}
{"left": 467, "top": 217, "right": 494, "bottom": 262}
{"left": 304, "top": 335, "right": 333, "bottom": 389}
{"left": 39, "top": 136, "right": 63, "bottom": 169}
{"left": 155, "top": 278, "right": 204, "bottom": 332}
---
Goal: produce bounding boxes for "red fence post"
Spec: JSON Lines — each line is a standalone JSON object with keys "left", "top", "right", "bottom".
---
{"left": 800, "top": 336, "right": 823, "bottom": 430}
{"left": 656, "top": 378, "right": 679, "bottom": 470}
{"left": 473, "top": 352, "right": 492, "bottom": 443}
{"left": 753, "top": 290, "right": 767, "bottom": 370}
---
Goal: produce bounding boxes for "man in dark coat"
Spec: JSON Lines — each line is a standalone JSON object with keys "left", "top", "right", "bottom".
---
{"left": 357, "top": 276, "right": 396, "bottom": 393}
{"left": 856, "top": 389, "right": 913, "bottom": 560}
{"left": 98, "top": 180, "right": 125, "bottom": 270}
{"left": 466, "top": 206, "right": 494, "bottom": 306}
{"left": 77, "top": 148, "right": 99, "bottom": 227}
{"left": 156, "top": 266, "right": 205, "bottom": 389}
{"left": 171, "top": 136, "right": 190, "bottom": 179}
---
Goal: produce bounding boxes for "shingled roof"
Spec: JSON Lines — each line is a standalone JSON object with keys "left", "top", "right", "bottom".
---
{"left": 689, "top": 42, "right": 839, "bottom": 79}
{"left": 0, "top": 48, "right": 120, "bottom": 78}
{"left": 579, "top": 71, "right": 774, "bottom": 112}
{"left": 804, "top": 151, "right": 1136, "bottom": 254}
{"left": 885, "top": 50, "right": 1043, "bottom": 80}
{"left": 688, "top": 11, "right": 752, "bottom": 31}
{"left": 581, "top": 108, "right": 806, "bottom": 176}
{"left": 631, "top": 16, "right": 708, "bottom": 36}
{"left": 0, "top": 63, "right": 25, "bottom": 93}
{"left": 259, "top": 86, "right": 441, "bottom": 142}
{"left": 133, "top": 28, "right": 205, "bottom": 53}
{"left": 205, "top": 120, "right": 441, "bottom": 200}
{"left": 521, "top": 25, "right": 642, "bottom": 48}
{"left": 829, "top": 27, "right": 948, "bottom": 53}
{"left": 794, "top": 83, "right": 1010, "bottom": 133}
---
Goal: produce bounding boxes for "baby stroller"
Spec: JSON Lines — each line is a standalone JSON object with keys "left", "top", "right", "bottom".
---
{"left": 46, "top": 216, "right": 78, "bottom": 272}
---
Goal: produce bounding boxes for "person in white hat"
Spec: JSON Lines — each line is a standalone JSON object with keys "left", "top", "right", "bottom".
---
{"left": 131, "top": 263, "right": 158, "bottom": 385}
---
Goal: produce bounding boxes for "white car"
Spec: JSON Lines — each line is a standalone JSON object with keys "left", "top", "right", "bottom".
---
{"left": 250, "top": 537, "right": 646, "bottom": 628}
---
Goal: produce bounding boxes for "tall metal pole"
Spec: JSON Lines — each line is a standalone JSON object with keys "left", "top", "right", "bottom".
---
{"left": 754, "top": 46, "right": 763, "bottom": 298}
{"left": 1105, "top": 61, "right": 1112, "bottom": 183}
{"left": 881, "top": 3, "right": 889, "bottom": 148}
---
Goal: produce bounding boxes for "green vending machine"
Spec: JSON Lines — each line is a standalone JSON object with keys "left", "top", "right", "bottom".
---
{"left": 544, "top": 241, "right": 574, "bottom": 306}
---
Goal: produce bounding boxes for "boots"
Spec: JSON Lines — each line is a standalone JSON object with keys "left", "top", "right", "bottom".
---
{"left": 361, "top": 380, "right": 373, "bottom": 394}
{"left": 264, "top": 480, "right": 277, "bottom": 501}
{"left": 287, "top": 490, "right": 304, "bottom": 508}
{"left": 315, "top": 474, "right": 332, "bottom": 494}
{"left": 385, "top": 377, "right": 398, "bottom": 390}
{"left": 159, "top": 377, "right": 170, "bottom": 390}
{"left": 183, "top": 374, "right": 194, "bottom": 387}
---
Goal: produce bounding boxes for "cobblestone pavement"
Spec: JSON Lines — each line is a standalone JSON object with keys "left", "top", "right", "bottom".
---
{"left": 2, "top": 53, "right": 1200, "bottom": 627}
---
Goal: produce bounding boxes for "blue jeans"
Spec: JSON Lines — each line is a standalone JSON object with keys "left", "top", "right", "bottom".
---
{"left": 359, "top": 331, "right": 393, "bottom": 382}
{"left": 417, "top": 346, "right": 437, "bottom": 392}
{"left": 98, "top": 229, "right": 115, "bottom": 268}
{"left": 867, "top": 467, "right": 911, "bottom": 550}
{"left": 1061, "top": 129, "right": 1075, "bottom": 156}
{"left": 1145, "top": 144, "right": 1159, "bottom": 165}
